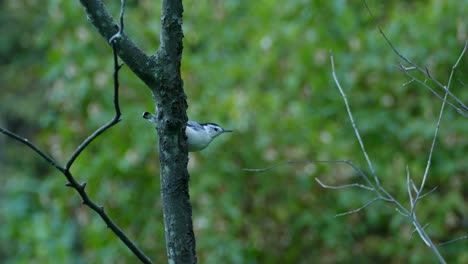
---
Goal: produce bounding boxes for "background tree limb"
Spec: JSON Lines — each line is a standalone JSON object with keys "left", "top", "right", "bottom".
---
{"left": 0, "top": 39, "right": 152, "bottom": 264}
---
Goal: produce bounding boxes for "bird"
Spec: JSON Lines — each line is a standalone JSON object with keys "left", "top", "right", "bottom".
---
{"left": 142, "top": 112, "right": 232, "bottom": 152}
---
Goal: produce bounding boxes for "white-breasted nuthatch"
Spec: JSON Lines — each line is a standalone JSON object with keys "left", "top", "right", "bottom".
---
{"left": 142, "top": 112, "right": 232, "bottom": 152}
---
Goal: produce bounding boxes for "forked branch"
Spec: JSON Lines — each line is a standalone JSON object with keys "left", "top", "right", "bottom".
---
{"left": 328, "top": 51, "right": 446, "bottom": 263}
{"left": 363, "top": 0, "right": 468, "bottom": 117}
{"left": 0, "top": 3, "right": 153, "bottom": 263}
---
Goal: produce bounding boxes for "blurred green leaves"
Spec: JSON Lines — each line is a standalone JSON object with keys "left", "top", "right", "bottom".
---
{"left": 1, "top": 0, "right": 467, "bottom": 263}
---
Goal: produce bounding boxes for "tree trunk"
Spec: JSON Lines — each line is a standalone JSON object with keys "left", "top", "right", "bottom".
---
{"left": 79, "top": 0, "right": 196, "bottom": 262}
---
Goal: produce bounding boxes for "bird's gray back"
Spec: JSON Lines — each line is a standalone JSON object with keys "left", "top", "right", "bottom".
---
{"left": 187, "top": 121, "right": 204, "bottom": 131}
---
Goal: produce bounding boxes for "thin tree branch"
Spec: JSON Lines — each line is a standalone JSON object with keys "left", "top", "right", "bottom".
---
{"left": 410, "top": 223, "right": 429, "bottom": 240}
{"left": 315, "top": 178, "right": 374, "bottom": 191}
{"left": 418, "top": 186, "right": 438, "bottom": 200}
{"left": 395, "top": 208, "right": 409, "bottom": 217}
{"left": 406, "top": 166, "right": 415, "bottom": 209}
{"left": 363, "top": 0, "right": 468, "bottom": 116}
{"left": 395, "top": 65, "right": 463, "bottom": 114}
{"left": 413, "top": 219, "right": 432, "bottom": 247}
{"left": 410, "top": 36, "right": 466, "bottom": 211}
{"left": 437, "top": 235, "right": 468, "bottom": 246}
{"left": 363, "top": 0, "right": 468, "bottom": 117}
{"left": 416, "top": 88, "right": 443, "bottom": 193}
{"left": 66, "top": 21, "right": 124, "bottom": 170}
{"left": 1, "top": 6, "right": 153, "bottom": 262}
{"left": 78, "top": 0, "right": 157, "bottom": 88}
{"left": 335, "top": 197, "right": 384, "bottom": 217}
{"left": 0, "top": 45, "right": 152, "bottom": 263}
{"left": 330, "top": 51, "right": 378, "bottom": 186}
{"left": 329, "top": 49, "right": 447, "bottom": 263}
{"left": 446, "top": 39, "right": 468, "bottom": 92}
{"left": 243, "top": 160, "right": 317, "bottom": 172}
{"left": 0, "top": 128, "right": 64, "bottom": 172}
{"left": 245, "top": 159, "right": 377, "bottom": 192}
{"left": 109, "top": 0, "right": 126, "bottom": 44}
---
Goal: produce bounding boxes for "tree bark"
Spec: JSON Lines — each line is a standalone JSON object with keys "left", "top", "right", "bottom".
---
{"left": 153, "top": 1, "right": 196, "bottom": 263}
{"left": 79, "top": 0, "right": 196, "bottom": 263}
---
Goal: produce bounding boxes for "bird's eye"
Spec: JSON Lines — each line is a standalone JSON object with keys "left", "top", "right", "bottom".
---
{"left": 214, "top": 128, "right": 219, "bottom": 131}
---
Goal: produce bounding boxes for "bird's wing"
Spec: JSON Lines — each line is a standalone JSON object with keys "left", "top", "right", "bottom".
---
{"left": 187, "top": 121, "right": 204, "bottom": 131}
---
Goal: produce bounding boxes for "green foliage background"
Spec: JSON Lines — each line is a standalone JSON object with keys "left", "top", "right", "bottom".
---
{"left": 1, "top": 0, "right": 467, "bottom": 263}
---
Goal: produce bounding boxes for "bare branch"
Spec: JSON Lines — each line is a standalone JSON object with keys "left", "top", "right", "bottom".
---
{"left": 395, "top": 208, "right": 409, "bottom": 217}
{"left": 413, "top": 221, "right": 432, "bottom": 247}
{"left": 406, "top": 166, "right": 414, "bottom": 208}
{"left": 363, "top": 0, "right": 468, "bottom": 116}
{"left": 0, "top": 128, "right": 152, "bottom": 260}
{"left": 418, "top": 186, "right": 438, "bottom": 200}
{"left": 416, "top": 71, "right": 450, "bottom": 197}
{"left": 457, "top": 79, "right": 466, "bottom": 87}
{"left": 335, "top": 197, "right": 383, "bottom": 217}
{"left": 109, "top": 0, "right": 126, "bottom": 44}
{"left": 0, "top": 10, "right": 152, "bottom": 262}
{"left": 410, "top": 223, "right": 429, "bottom": 240}
{"left": 330, "top": 51, "right": 379, "bottom": 186}
{"left": 79, "top": 0, "right": 154, "bottom": 88}
{"left": 329, "top": 41, "right": 447, "bottom": 262}
{"left": 244, "top": 160, "right": 318, "bottom": 172}
{"left": 315, "top": 178, "right": 374, "bottom": 191}
{"left": 437, "top": 235, "right": 468, "bottom": 246}
{"left": 66, "top": 4, "right": 125, "bottom": 171}
{"left": 245, "top": 159, "right": 379, "bottom": 193}
{"left": 396, "top": 66, "right": 464, "bottom": 114}
{"left": 402, "top": 78, "right": 415, "bottom": 86}
{"left": 411, "top": 181, "right": 418, "bottom": 195}
{"left": 0, "top": 128, "right": 64, "bottom": 172}
{"left": 245, "top": 159, "right": 363, "bottom": 176}
{"left": 424, "top": 66, "right": 433, "bottom": 80}
{"left": 450, "top": 39, "right": 468, "bottom": 73}
{"left": 445, "top": 39, "right": 467, "bottom": 111}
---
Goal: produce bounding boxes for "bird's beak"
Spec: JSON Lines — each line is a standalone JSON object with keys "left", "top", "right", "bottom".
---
{"left": 223, "top": 129, "right": 233, "bottom": 133}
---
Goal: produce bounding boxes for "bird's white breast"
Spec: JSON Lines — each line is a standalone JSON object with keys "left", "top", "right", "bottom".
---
{"left": 186, "top": 126, "right": 213, "bottom": 152}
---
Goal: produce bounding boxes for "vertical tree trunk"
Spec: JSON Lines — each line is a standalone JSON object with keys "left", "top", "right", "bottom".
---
{"left": 79, "top": 0, "right": 196, "bottom": 262}
{"left": 153, "top": 1, "right": 197, "bottom": 263}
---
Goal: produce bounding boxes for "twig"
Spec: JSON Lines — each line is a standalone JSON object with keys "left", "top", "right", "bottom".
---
{"left": 395, "top": 64, "right": 463, "bottom": 113}
{"left": 335, "top": 197, "right": 383, "bottom": 217}
{"left": 395, "top": 208, "right": 409, "bottom": 217}
{"left": 437, "top": 235, "right": 468, "bottom": 246}
{"left": 108, "top": 0, "right": 126, "bottom": 44}
{"left": 315, "top": 178, "right": 374, "bottom": 191}
{"left": 0, "top": 43, "right": 150, "bottom": 264}
{"left": 243, "top": 160, "right": 318, "bottom": 172}
{"left": 406, "top": 166, "right": 414, "bottom": 208}
{"left": 413, "top": 219, "right": 431, "bottom": 247}
{"left": 418, "top": 186, "right": 438, "bottom": 200}
{"left": 0, "top": 128, "right": 63, "bottom": 172}
{"left": 67, "top": 0, "right": 125, "bottom": 170}
{"left": 411, "top": 33, "right": 466, "bottom": 210}
{"left": 330, "top": 49, "right": 447, "bottom": 263}
{"left": 330, "top": 51, "right": 378, "bottom": 186}
{"left": 415, "top": 97, "right": 446, "bottom": 207}
{"left": 245, "top": 159, "right": 377, "bottom": 192}
{"left": 410, "top": 223, "right": 430, "bottom": 240}
{"left": 363, "top": 0, "right": 468, "bottom": 116}
{"left": 401, "top": 78, "right": 415, "bottom": 86}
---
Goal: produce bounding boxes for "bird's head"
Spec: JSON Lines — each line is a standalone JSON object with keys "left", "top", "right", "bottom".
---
{"left": 202, "top": 123, "right": 233, "bottom": 139}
